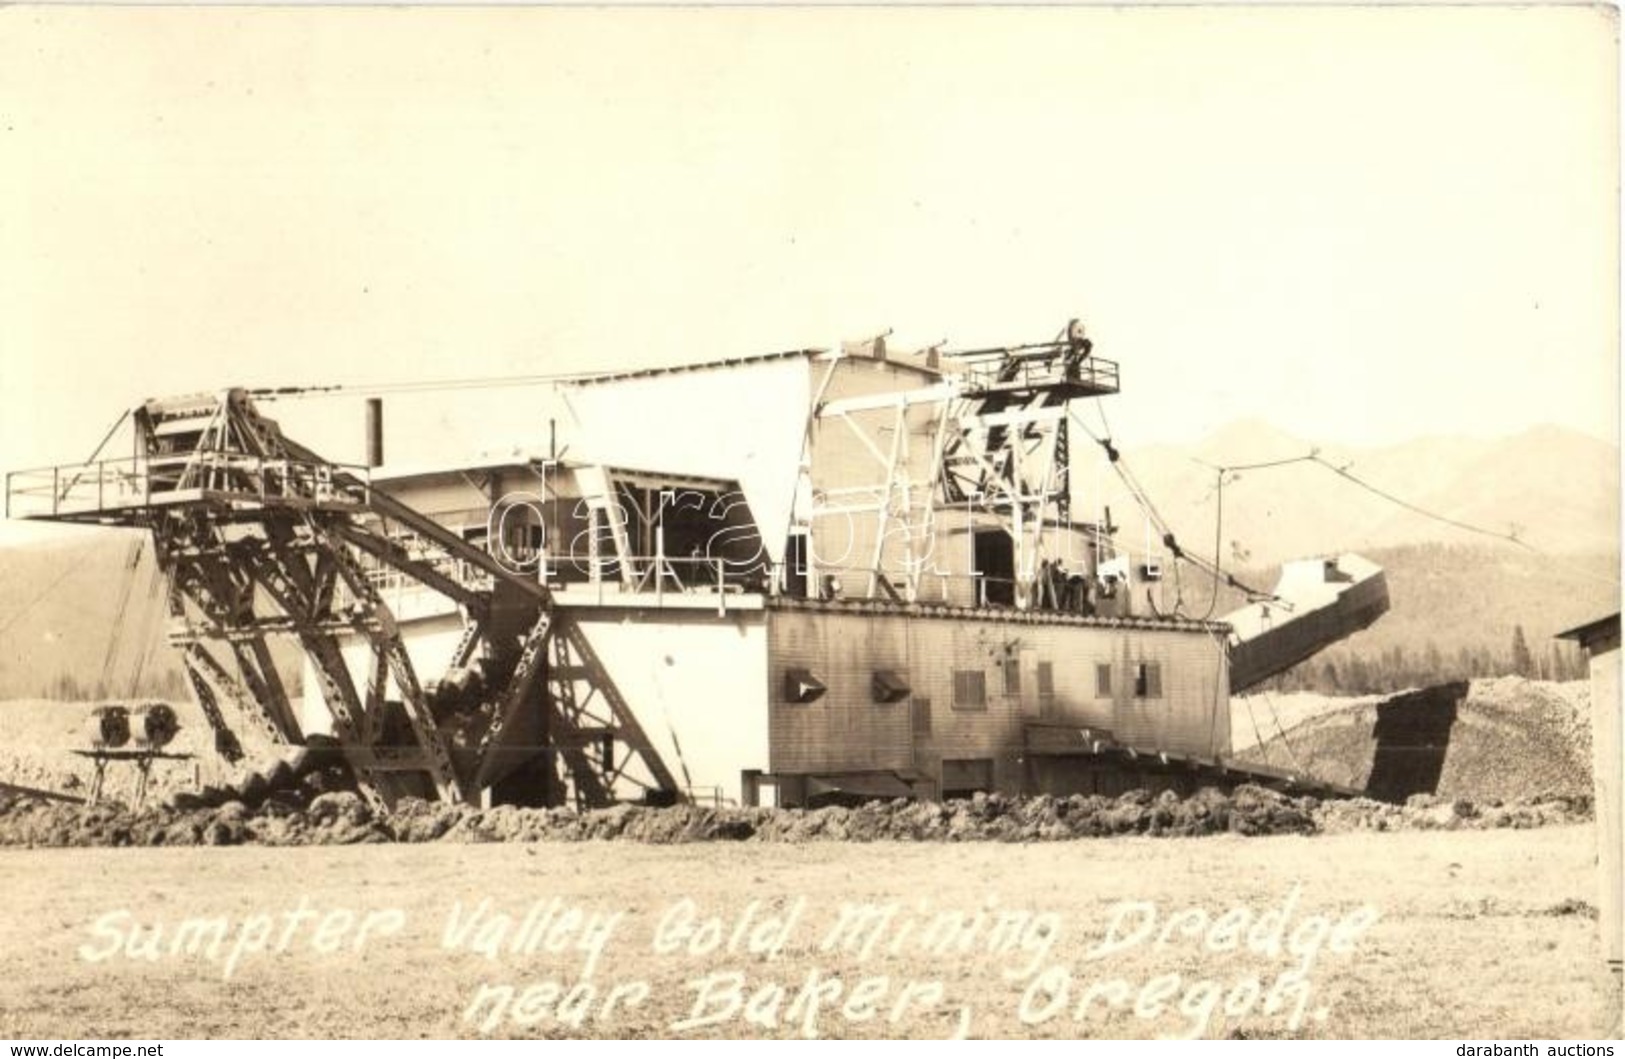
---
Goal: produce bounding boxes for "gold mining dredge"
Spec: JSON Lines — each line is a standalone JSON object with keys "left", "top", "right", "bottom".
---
{"left": 6, "top": 323, "right": 1388, "bottom": 810}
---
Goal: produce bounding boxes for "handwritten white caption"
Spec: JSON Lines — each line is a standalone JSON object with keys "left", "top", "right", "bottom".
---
{"left": 77, "top": 885, "right": 1378, "bottom": 1038}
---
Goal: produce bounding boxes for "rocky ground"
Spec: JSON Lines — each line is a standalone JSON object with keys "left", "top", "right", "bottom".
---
{"left": 0, "top": 782, "right": 1591, "bottom": 848}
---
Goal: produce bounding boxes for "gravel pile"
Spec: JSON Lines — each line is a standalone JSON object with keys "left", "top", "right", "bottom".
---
{"left": 0, "top": 784, "right": 1589, "bottom": 848}
{"left": 1315, "top": 792, "right": 1590, "bottom": 833}
{"left": 1438, "top": 677, "right": 1592, "bottom": 802}
{"left": 1241, "top": 677, "right": 1593, "bottom": 803}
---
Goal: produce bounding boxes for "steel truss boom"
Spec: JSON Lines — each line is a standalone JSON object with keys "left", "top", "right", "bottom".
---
{"left": 12, "top": 388, "right": 678, "bottom": 809}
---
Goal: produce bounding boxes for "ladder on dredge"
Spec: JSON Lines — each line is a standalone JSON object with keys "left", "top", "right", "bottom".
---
{"left": 5, "top": 389, "right": 680, "bottom": 810}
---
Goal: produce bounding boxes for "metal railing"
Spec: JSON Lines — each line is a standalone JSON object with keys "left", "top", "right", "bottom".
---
{"left": 337, "top": 544, "right": 1146, "bottom": 620}
{"left": 6, "top": 454, "right": 372, "bottom": 520}
{"left": 340, "top": 552, "right": 761, "bottom": 611}
{"left": 960, "top": 354, "right": 1119, "bottom": 395}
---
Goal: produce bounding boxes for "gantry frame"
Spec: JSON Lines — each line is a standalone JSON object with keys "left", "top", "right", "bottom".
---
{"left": 805, "top": 334, "right": 1119, "bottom": 609}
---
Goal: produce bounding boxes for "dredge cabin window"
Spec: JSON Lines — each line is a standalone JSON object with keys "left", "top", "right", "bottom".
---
{"left": 952, "top": 670, "right": 987, "bottom": 711}
{"left": 1002, "top": 657, "right": 1020, "bottom": 694}
{"left": 911, "top": 697, "right": 932, "bottom": 737}
{"left": 1134, "top": 662, "right": 1163, "bottom": 699}
{"left": 1096, "top": 663, "right": 1112, "bottom": 697}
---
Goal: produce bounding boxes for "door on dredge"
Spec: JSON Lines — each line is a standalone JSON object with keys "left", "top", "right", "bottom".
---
{"left": 974, "top": 530, "right": 1015, "bottom": 607}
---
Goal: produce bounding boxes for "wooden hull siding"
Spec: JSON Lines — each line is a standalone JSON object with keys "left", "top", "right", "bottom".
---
{"left": 764, "top": 601, "right": 1231, "bottom": 799}
{"left": 310, "top": 594, "right": 1230, "bottom": 807}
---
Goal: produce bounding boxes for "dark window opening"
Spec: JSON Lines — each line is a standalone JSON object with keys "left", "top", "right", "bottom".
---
{"left": 952, "top": 670, "right": 987, "bottom": 710}
{"left": 500, "top": 520, "right": 546, "bottom": 567}
{"left": 783, "top": 533, "right": 810, "bottom": 598}
{"left": 974, "top": 530, "right": 1015, "bottom": 607}
{"left": 1096, "top": 663, "right": 1112, "bottom": 697}
{"left": 941, "top": 758, "right": 995, "bottom": 799}
{"left": 911, "top": 696, "right": 933, "bottom": 737}
{"left": 1134, "top": 661, "right": 1163, "bottom": 699}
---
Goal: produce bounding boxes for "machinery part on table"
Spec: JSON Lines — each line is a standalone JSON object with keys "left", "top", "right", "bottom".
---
{"left": 129, "top": 702, "right": 181, "bottom": 750}
{"left": 85, "top": 705, "right": 131, "bottom": 750}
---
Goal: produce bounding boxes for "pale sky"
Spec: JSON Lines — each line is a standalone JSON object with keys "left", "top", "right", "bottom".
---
{"left": 1, "top": 6, "right": 1618, "bottom": 499}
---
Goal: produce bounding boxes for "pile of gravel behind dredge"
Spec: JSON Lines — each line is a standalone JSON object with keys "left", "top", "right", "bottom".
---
{"left": 0, "top": 785, "right": 1590, "bottom": 848}
{"left": 1235, "top": 677, "right": 1594, "bottom": 811}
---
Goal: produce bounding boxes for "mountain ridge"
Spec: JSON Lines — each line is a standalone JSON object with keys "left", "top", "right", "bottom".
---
{"left": 1102, "top": 419, "right": 1618, "bottom": 567}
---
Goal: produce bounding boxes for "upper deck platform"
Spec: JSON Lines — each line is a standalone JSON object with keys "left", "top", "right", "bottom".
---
{"left": 6, "top": 454, "right": 373, "bottom": 525}
{"left": 955, "top": 350, "right": 1120, "bottom": 400}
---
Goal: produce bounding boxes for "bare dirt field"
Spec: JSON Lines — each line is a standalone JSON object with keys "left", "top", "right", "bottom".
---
{"left": 0, "top": 826, "right": 1613, "bottom": 1040}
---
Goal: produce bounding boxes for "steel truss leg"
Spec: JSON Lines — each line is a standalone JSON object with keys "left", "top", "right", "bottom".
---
{"left": 313, "top": 521, "right": 466, "bottom": 804}
{"left": 544, "top": 619, "right": 680, "bottom": 808}
{"left": 473, "top": 608, "right": 553, "bottom": 789}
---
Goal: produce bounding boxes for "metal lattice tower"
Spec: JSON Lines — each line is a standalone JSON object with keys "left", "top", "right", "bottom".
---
{"left": 811, "top": 326, "right": 1119, "bottom": 609}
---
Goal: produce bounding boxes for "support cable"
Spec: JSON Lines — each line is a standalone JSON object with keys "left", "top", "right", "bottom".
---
{"left": 98, "top": 538, "right": 145, "bottom": 696}
{"left": 0, "top": 560, "right": 89, "bottom": 638}
{"left": 1067, "top": 407, "right": 1280, "bottom": 603}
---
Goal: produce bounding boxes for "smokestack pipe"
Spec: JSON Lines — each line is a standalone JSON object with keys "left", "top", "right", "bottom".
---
{"left": 365, "top": 398, "right": 384, "bottom": 468}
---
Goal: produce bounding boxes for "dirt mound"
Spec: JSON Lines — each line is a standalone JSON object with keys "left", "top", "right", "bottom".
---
{"left": 0, "top": 782, "right": 1589, "bottom": 848}
{"left": 1316, "top": 792, "right": 1592, "bottom": 834}
{"left": 1240, "top": 678, "right": 1593, "bottom": 803}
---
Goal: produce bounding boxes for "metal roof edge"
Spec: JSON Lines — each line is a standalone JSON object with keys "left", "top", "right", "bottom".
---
{"left": 763, "top": 595, "right": 1232, "bottom": 634}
